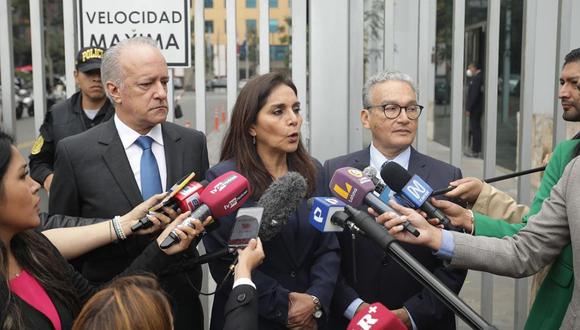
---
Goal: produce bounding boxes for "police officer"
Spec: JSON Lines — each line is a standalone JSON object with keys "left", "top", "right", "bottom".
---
{"left": 29, "top": 46, "right": 114, "bottom": 192}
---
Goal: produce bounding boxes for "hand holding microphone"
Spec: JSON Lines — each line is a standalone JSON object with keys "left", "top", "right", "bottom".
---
{"left": 234, "top": 238, "right": 265, "bottom": 282}
{"left": 442, "top": 177, "right": 484, "bottom": 203}
{"left": 155, "top": 211, "right": 205, "bottom": 255}
{"left": 159, "top": 171, "right": 251, "bottom": 249}
{"left": 381, "top": 199, "right": 444, "bottom": 251}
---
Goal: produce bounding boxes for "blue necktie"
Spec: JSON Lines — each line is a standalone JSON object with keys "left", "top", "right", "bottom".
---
{"left": 135, "top": 136, "right": 162, "bottom": 200}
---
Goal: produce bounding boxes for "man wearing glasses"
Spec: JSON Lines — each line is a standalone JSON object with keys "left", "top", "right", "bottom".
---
{"left": 323, "top": 71, "right": 466, "bottom": 329}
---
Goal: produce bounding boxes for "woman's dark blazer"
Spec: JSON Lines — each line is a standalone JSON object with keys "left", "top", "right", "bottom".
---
{"left": 202, "top": 159, "right": 340, "bottom": 329}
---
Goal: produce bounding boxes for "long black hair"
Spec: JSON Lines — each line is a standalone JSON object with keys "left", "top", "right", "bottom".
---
{"left": 0, "top": 131, "right": 79, "bottom": 329}
{"left": 221, "top": 72, "right": 317, "bottom": 199}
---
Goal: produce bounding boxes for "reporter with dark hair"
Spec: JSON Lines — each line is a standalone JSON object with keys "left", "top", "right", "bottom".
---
{"left": 203, "top": 72, "right": 340, "bottom": 329}
{"left": 0, "top": 130, "right": 205, "bottom": 330}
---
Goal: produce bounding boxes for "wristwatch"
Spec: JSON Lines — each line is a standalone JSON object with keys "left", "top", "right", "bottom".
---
{"left": 311, "top": 295, "right": 323, "bottom": 319}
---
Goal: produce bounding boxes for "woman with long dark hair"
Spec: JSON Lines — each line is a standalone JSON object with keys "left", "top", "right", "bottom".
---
{"left": 0, "top": 130, "right": 204, "bottom": 330}
{"left": 203, "top": 72, "right": 340, "bottom": 329}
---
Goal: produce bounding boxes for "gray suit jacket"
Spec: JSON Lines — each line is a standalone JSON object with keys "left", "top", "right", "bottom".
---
{"left": 47, "top": 118, "right": 209, "bottom": 330}
{"left": 450, "top": 156, "right": 580, "bottom": 329}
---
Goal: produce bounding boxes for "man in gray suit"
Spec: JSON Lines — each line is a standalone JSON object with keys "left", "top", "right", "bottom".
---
{"left": 382, "top": 156, "right": 580, "bottom": 329}
{"left": 48, "top": 37, "right": 209, "bottom": 329}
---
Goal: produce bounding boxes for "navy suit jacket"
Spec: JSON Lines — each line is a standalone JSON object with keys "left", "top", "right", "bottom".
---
{"left": 323, "top": 147, "right": 467, "bottom": 330}
{"left": 203, "top": 159, "right": 340, "bottom": 329}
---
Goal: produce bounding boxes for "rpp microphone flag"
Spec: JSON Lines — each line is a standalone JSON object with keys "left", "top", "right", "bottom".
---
{"left": 347, "top": 303, "right": 406, "bottom": 330}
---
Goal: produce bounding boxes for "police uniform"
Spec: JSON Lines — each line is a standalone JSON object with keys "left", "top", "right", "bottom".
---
{"left": 29, "top": 46, "right": 114, "bottom": 186}
{"left": 29, "top": 92, "right": 114, "bottom": 185}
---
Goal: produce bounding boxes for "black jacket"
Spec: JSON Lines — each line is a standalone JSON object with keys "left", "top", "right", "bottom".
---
{"left": 224, "top": 284, "right": 259, "bottom": 330}
{"left": 323, "top": 147, "right": 467, "bottom": 330}
{"left": 29, "top": 91, "right": 114, "bottom": 185}
{"left": 466, "top": 71, "right": 484, "bottom": 115}
{"left": 47, "top": 119, "right": 209, "bottom": 330}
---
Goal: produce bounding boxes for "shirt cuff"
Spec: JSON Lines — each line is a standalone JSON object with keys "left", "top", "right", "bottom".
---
{"left": 344, "top": 298, "right": 365, "bottom": 319}
{"left": 433, "top": 229, "right": 455, "bottom": 260}
{"left": 404, "top": 306, "right": 418, "bottom": 330}
{"left": 233, "top": 277, "right": 256, "bottom": 290}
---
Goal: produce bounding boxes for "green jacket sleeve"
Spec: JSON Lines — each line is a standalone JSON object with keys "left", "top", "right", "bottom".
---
{"left": 474, "top": 140, "right": 579, "bottom": 238}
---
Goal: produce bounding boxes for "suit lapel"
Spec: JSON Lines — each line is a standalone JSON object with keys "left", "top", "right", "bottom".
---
{"left": 350, "top": 147, "right": 371, "bottom": 170}
{"left": 99, "top": 120, "right": 143, "bottom": 206}
{"left": 162, "top": 123, "right": 184, "bottom": 186}
{"left": 408, "top": 147, "right": 429, "bottom": 180}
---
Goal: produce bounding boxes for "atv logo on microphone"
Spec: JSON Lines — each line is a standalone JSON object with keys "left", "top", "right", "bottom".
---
{"left": 332, "top": 182, "right": 355, "bottom": 201}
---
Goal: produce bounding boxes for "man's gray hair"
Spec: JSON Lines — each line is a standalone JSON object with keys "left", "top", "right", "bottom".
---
{"left": 362, "top": 71, "right": 418, "bottom": 108}
{"left": 100, "top": 37, "right": 159, "bottom": 99}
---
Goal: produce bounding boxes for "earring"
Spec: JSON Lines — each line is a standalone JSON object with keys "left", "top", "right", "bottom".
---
{"left": 252, "top": 136, "right": 256, "bottom": 145}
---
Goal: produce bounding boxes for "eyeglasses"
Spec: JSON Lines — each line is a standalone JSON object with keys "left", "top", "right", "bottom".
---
{"left": 366, "top": 104, "right": 424, "bottom": 120}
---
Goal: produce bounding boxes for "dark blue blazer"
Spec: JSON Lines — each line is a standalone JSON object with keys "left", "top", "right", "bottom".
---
{"left": 322, "top": 147, "right": 467, "bottom": 330}
{"left": 203, "top": 159, "right": 340, "bottom": 330}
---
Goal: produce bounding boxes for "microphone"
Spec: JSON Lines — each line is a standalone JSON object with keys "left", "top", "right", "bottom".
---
{"left": 430, "top": 165, "right": 547, "bottom": 196}
{"left": 159, "top": 171, "right": 251, "bottom": 249}
{"left": 196, "top": 172, "right": 307, "bottom": 264}
{"left": 347, "top": 303, "right": 406, "bottom": 330}
{"left": 131, "top": 172, "right": 197, "bottom": 231}
{"left": 362, "top": 166, "right": 415, "bottom": 208}
{"left": 381, "top": 162, "right": 452, "bottom": 228}
{"left": 329, "top": 167, "right": 420, "bottom": 237}
{"left": 257, "top": 171, "right": 307, "bottom": 241}
{"left": 197, "top": 207, "right": 263, "bottom": 265}
{"left": 342, "top": 204, "right": 496, "bottom": 329}
{"left": 308, "top": 197, "right": 364, "bottom": 235}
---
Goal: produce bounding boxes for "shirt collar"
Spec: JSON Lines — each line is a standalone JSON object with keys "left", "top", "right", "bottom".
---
{"left": 114, "top": 114, "right": 164, "bottom": 150}
{"left": 369, "top": 142, "right": 411, "bottom": 180}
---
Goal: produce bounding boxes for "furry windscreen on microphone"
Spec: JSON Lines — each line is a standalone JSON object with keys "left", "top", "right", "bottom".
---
{"left": 257, "top": 171, "right": 307, "bottom": 241}
{"left": 362, "top": 166, "right": 377, "bottom": 178}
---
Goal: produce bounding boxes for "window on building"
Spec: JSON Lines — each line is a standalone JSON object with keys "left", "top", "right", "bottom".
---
{"left": 246, "top": 0, "right": 256, "bottom": 8}
{"left": 204, "top": 0, "right": 213, "bottom": 8}
{"left": 205, "top": 21, "right": 214, "bottom": 34}
{"left": 269, "top": 0, "right": 278, "bottom": 8}
{"left": 246, "top": 19, "right": 257, "bottom": 33}
{"left": 270, "top": 45, "right": 288, "bottom": 61}
{"left": 269, "top": 19, "right": 278, "bottom": 33}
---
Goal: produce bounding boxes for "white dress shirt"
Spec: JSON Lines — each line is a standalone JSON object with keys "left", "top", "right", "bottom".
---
{"left": 114, "top": 114, "right": 167, "bottom": 193}
{"left": 369, "top": 142, "right": 411, "bottom": 180}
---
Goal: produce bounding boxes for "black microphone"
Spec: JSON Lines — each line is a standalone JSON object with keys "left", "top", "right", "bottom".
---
{"left": 329, "top": 167, "right": 420, "bottom": 237}
{"left": 257, "top": 171, "right": 307, "bottom": 241}
{"left": 431, "top": 165, "right": 547, "bottom": 196}
{"left": 381, "top": 162, "right": 452, "bottom": 228}
{"left": 195, "top": 172, "right": 307, "bottom": 264}
{"left": 342, "top": 205, "right": 496, "bottom": 330}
